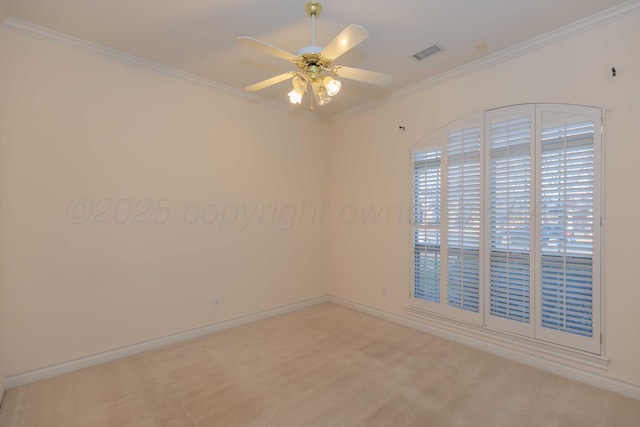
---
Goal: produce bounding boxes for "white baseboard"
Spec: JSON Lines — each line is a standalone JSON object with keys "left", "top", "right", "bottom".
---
{"left": 6, "top": 295, "right": 640, "bottom": 401}
{"left": 328, "top": 296, "right": 640, "bottom": 401}
{"left": 5, "top": 296, "right": 329, "bottom": 389}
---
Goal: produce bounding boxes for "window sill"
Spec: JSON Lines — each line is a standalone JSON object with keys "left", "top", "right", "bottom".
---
{"left": 406, "top": 305, "right": 609, "bottom": 370}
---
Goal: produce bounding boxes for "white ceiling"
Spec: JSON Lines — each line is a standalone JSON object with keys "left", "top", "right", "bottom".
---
{"left": 4, "top": 0, "right": 630, "bottom": 117}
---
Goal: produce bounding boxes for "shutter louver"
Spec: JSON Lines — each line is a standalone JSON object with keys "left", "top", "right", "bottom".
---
{"left": 540, "top": 114, "right": 595, "bottom": 337}
{"left": 447, "top": 126, "right": 481, "bottom": 312}
{"left": 488, "top": 113, "right": 533, "bottom": 324}
{"left": 413, "top": 149, "right": 442, "bottom": 303}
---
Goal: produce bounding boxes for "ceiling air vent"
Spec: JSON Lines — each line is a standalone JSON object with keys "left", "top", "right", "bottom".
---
{"left": 412, "top": 44, "right": 445, "bottom": 61}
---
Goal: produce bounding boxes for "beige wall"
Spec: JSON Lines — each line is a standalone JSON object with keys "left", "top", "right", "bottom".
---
{"left": 0, "top": 0, "right": 6, "bottom": 23}
{"left": 0, "top": 28, "right": 329, "bottom": 375}
{"left": 0, "top": 0, "right": 7, "bottom": 400}
{"left": 329, "top": 12, "right": 640, "bottom": 386}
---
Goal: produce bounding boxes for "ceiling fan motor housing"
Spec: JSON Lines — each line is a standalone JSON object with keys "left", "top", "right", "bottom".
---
{"left": 296, "top": 46, "right": 322, "bottom": 57}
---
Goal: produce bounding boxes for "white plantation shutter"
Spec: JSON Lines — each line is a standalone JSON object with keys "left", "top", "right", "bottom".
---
{"left": 535, "top": 105, "right": 601, "bottom": 353}
{"left": 447, "top": 124, "right": 481, "bottom": 313}
{"left": 486, "top": 106, "right": 534, "bottom": 335}
{"left": 410, "top": 104, "right": 602, "bottom": 355}
{"left": 413, "top": 149, "right": 442, "bottom": 304}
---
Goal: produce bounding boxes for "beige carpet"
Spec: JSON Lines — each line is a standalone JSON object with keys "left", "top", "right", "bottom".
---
{"left": 1, "top": 302, "right": 639, "bottom": 426}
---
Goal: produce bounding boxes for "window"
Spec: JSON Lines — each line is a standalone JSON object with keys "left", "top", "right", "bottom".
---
{"left": 447, "top": 124, "right": 481, "bottom": 314}
{"left": 413, "top": 147, "right": 441, "bottom": 303}
{"left": 535, "top": 105, "right": 601, "bottom": 353}
{"left": 486, "top": 106, "right": 534, "bottom": 336}
{"left": 411, "top": 104, "right": 602, "bottom": 354}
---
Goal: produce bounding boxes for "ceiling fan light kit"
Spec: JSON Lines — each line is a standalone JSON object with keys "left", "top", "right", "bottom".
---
{"left": 237, "top": 1, "right": 391, "bottom": 110}
{"left": 288, "top": 75, "right": 308, "bottom": 104}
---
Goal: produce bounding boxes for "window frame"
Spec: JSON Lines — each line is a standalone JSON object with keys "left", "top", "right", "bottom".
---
{"left": 532, "top": 104, "right": 602, "bottom": 354}
{"left": 410, "top": 103, "right": 603, "bottom": 356}
{"left": 484, "top": 104, "right": 536, "bottom": 337}
{"left": 411, "top": 115, "right": 484, "bottom": 325}
{"left": 411, "top": 133, "right": 446, "bottom": 316}
{"left": 410, "top": 142, "right": 443, "bottom": 311}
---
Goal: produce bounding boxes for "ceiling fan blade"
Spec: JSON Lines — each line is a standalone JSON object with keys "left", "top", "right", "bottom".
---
{"left": 245, "top": 72, "right": 294, "bottom": 92}
{"left": 321, "top": 24, "right": 369, "bottom": 61}
{"left": 237, "top": 36, "right": 298, "bottom": 61}
{"left": 332, "top": 66, "right": 392, "bottom": 86}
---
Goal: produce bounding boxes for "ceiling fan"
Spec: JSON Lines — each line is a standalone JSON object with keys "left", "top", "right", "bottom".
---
{"left": 237, "top": 1, "right": 392, "bottom": 109}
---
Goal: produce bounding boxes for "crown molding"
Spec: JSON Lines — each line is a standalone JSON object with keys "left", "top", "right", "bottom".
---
{"left": 1, "top": 18, "right": 252, "bottom": 99}
{"left": 2, "top": 1, "right": 639, "bottom": 123}
{"left": 0, "top": 17, "right": 322, "bottom": 122}
{"left": 333, "top": 0, "right": 640, "bottom": 122}
{"left": 392, "top": 0, "right": 640, "bottom": 100}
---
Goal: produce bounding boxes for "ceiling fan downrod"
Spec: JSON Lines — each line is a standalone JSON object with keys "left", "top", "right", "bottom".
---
{"left": 305, "top": 2, "right": 322, "bottom": 47}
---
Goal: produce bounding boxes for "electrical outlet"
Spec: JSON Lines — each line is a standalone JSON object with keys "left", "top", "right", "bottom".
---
{"left": 213, "top": 297, "right": 219, "bottom": 306}
{"left": 383, "top": 288, "right": 388, "bottom": 297}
